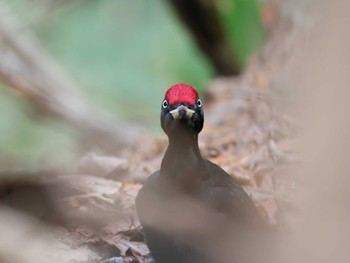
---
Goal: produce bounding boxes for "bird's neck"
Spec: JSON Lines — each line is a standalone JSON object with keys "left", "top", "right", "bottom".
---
{"left": 160, "top": 133, "right": 204, "bottom": 190}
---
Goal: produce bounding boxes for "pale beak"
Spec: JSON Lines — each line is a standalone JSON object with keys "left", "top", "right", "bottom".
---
{"left": 170, "top": 105, "right": 195, "bottom": 120}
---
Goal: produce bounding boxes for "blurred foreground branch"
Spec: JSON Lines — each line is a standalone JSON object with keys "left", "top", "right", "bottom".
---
{"left": 0, "top": 206, "right": 100, "bottom": 263}
{"left": 279, "top": 1, "right": 350, "bottom": 263}
{"left": 0, "top": 2, "right": 139, "bottom": 151}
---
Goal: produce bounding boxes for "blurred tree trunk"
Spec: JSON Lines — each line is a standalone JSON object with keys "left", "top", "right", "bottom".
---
{"left": 167, "top": 0, "right": 241, "bottom": 75}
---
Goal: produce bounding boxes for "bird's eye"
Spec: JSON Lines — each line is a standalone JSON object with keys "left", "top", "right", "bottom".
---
{"left": 162, "top": 100, "right": 168, "bottom": 108}
{"left": 196, "top": 99, "right": 202, "bottom": 107}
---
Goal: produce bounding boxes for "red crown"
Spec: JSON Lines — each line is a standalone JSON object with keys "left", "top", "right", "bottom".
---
{"left": 165, "top": 84, "right": 198, "bottom": 105}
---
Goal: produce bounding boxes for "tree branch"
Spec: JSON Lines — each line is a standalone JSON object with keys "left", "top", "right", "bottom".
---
{"left": 0, "top": 2, "right": 139, "bottom": 152}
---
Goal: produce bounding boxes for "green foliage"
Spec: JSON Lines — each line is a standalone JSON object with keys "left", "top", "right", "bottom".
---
{"left": 217, "top": 0, "right": 266, "bottom": 66}
{"left": 39, "top": 0, "right": 213, "bottom": 124}
{"left": 0, "top": 87, "right": 77, "bottom": 168}
{"left": 0, "top": 0, "right": 265, "bottom": 168}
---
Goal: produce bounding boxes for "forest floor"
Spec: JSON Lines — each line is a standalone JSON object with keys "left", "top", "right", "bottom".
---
{"left": 0, "top": 21, "right": 301, "bottom": 263}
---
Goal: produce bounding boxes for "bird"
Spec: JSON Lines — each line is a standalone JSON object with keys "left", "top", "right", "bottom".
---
{"left": 136, "top": 84, "right": 266, "bottom": 263}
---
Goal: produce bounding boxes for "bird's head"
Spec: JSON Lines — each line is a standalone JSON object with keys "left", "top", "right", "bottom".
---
{"left": 161, "top": 84, "right": 204, "bottom": 138}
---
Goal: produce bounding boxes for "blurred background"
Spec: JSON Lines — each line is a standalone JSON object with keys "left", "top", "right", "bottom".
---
{"left": 0, "top": 0, "right": 266, "bottom": 171}
{"left": 3, "top": 1, "right": 350, "bottom": 263}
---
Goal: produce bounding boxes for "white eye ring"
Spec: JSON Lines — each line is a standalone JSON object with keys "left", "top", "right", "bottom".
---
{"left": 162, "top": 99, "right": 168, "bottom": 108}
{"left": 197, "top": 99, "right": 202, "bottom": 107}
